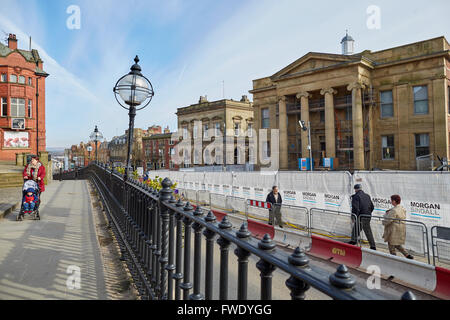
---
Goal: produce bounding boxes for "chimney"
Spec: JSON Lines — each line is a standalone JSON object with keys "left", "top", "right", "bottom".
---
{"left": 240, "top": 95, "right": 250, "bottom": 103}
{"left": 8, "top": 34, "right": 17, "bottom": 50}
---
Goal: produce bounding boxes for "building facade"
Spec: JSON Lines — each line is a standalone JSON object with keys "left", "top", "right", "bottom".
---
{"left": 142, "top": 131, "right": 179, "bottom": 171}
{"left": 250, "top": 36, "right": 450, "bottom": 171}
{"left": 0, "top": 34, "right": 48, "bottom": 162}
{"left": 108, "top": 126, "right": 162, "bottom": 168}
{"left": 176, "top": 95, "right": 254, "bottom": 167}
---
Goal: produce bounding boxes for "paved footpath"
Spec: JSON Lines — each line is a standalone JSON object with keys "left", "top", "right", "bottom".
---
{"left": 0, "top": 180, "right": 108, "bottom": 300}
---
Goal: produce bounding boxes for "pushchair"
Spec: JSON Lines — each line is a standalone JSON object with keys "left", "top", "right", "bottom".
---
{"left": 16, "top": 179, "right": 41, "bottom": 221}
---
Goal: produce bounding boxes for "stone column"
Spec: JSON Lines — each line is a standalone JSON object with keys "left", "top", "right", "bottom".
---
{"left": 278, "top": 96, "right": 288, "bottom": 170}
{"left": 347, "top": 82, "right": 365, "bottom": 170}
{"left": 432, "top": 78, "right": 449, "bottom": 160}
{"left": 320, "top": 88, "right": 337, "bottom": 158}
{"left": 296, "top": 92, "right": 311, "bottom": 157}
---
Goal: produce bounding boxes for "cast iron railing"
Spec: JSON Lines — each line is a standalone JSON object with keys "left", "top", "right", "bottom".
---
{"left": 56, "top": 163, "right": 417, "bottom": 300}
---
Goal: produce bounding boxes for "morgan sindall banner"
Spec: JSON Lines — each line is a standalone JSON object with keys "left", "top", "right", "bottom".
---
{"left": 353, "top": 171, "right": 450, "bottom": 230}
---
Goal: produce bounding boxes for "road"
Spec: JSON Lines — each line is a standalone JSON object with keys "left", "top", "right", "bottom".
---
{"left": 0, "top": 179, "right": 439, "bottom": 300}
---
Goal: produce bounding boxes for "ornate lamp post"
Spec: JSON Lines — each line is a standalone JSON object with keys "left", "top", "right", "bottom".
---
{"left": 90, "top": 125, "right": 103, "bottom": 163}
{"left": 299, "top": 120, "right": 313, "bottom": 171}
{"left": 113, "top": 56, "right": 154, "bottom": 181}
{"left": 87, "top": 145, "right": 93, "bottom": 164}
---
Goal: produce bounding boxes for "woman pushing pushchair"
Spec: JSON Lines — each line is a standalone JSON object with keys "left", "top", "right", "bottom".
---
{"left": 17, "top": 156, "right": 45, "bottom": 221}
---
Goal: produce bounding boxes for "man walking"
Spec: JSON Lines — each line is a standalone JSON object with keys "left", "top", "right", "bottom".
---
{"left": 348, "top": 184, "right": 376, "bottom": 250}
{"left": 266, "top": 186, "right": 283, "bottom": 228}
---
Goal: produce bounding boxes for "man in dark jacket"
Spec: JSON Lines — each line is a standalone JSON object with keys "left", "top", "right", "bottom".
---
{"left": 266, "top": 186, "right": 283, "bottom": 228}
{"left": 348, "top": 184, "right": 376, "bottom": 250}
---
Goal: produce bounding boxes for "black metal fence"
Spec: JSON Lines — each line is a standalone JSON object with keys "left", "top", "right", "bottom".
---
{"left": 57, "top": 163, "right": 416, "bottom": 300}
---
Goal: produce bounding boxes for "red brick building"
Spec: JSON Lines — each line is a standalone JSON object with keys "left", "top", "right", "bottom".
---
{"left": 0, "top": 34, "right": 48, "bottom": 161}
{"left": 143, "top": 130, "right": 179, "bottom": 171}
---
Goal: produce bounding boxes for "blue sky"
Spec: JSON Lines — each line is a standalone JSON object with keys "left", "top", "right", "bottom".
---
{"left": 0, "top": 0, "right": 449, "bottom": 148}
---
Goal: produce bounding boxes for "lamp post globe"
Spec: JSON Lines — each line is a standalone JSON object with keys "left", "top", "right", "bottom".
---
{"left": 87, "top": 145, "right": 93, "bottom": 164}
{"left": 113, "top": 55, "right": 154, "bottom": 181}
{"left": 90, "top": 125, "right": 103, "bottom": 163}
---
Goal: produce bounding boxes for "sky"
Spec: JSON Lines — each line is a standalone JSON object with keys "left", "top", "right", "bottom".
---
{"left": 0, "top": 0, "right": 449, "bottom": 148}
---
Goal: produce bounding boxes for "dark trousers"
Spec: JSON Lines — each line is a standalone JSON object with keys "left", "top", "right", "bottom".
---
{"left": 268, "top": 205, "right": 283, "bottom": 226}
{"left": 351, "top": 215, "right": 376, "bottom": 248}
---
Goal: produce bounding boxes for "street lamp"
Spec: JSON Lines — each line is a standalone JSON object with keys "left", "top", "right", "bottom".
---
{"left": 87, "top": 145, "right": 93, "bottom": 164}
{"left": 90, "top": 125, "right": 103, "bottom": 163}
{"left": 299, "top": 120, "right": 313, "bottom": 171}
{"left": 113, "top": 56, "right": 154, "bottom": 181}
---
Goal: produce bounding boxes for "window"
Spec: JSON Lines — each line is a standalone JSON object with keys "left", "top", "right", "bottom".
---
{"left": 203, "top": 124, "right": 209, "bottom": 138}
{"left": 448, "top": 87, "right": 450, "bottom": 115}
{"left": 382, "top": 135, "right": 395, "bottom": 160}
{"left": 28, "top": 100, "right": 32, "bottom": 118}
{"left": 193, "top": 125, "right": 198, "bottom": 139}
{"left": 214, "top": 123, "right": 221, "bottom": 136}
{"left": 380, "top": 90, "right": 393, "bottom": 118}
{"left": 413, "top": 86, "right": 428, "bottom": 115}
{"left": 234, "top": 123, "right": 240, "bottom": 137}
{"left": 1, "top": 97, "right": 7, "bottom": 116}
{"left": 320, "top": 110, "right": 325, "bottom": 123}
{"left": 169, "top": 161, "right": 174, "bottom": 169}
{"left": 18, "top": 76, "right": 25, "bottom": 84}
{"left": 1, "top": 74, "right": 6, "bottom": 82}
{"left": 170, "top": 147, "right": 175, "bottom": 155}
{"left": 263, "top": 141, "right": 271, "bottom": 159}
{"left": 10, "top": 74, "right": 17, "bottom": 83}
{"left": 345, "top": 106, "right": 352, "bottom": 120}
{"left": 182, "top": 127, "right": 188, "bottom": 139}
{"left": 247, "top": 123, "right": 253, "bottom": 137}
{"left": 10, "top": 98, "right": 25, "bottom": 117}
{"left": 415, "top": 134, "right": 429, "bottom": 157}
{"left": 261, "top": 108, "right": 269, "bottom": 129}
{"left": 28, "top": 77, "right": 32, "bottom": 86}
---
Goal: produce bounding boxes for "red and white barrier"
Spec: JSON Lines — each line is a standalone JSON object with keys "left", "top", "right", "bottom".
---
{"left": 247, "top": 199, "right": 272, "bottom": 209}
{"left": 191, "top": 205, "right": 450, "bottom": 299}
{"left": 305, "top": 234, "right": 450, "bottom": 299}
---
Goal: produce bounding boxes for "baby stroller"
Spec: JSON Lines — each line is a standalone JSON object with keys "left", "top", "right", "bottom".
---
{"left": 17, "top": 180, "right": 41, "bottom": 221}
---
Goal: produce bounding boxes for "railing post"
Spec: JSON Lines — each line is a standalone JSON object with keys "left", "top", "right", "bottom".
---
{"left": 256, "top": 234, "right": 277, "bottom": 300}
{"left": 180, "top": 202, "right": 194, "bottom": 300}
{"left": 145, "top": 194, "right": 154, "bottom": 278}
{"left": 329, "top": 265, "right": 356, "bottom": 299}
{"left": 159, "top": 178, "right": 173, "bottom": 300}
{"left": 166, "top": 195, "right": 177, "bottom": 300}
{"left": 173, "top": 199, "right": 184, "bottom": 300}
{"left": 190, "top": 206, "right": 205, "bottom": 300}
{"left": 203, "top": 211, "right": 217, "bottom": 300}
{"left": 151, "top": 189, "right": 159, "bottom": 289}
{"left": 234, "top": 222, "right": 251, "bottom": 300}
{"left": 217, "top": 216, "right": 232, "bottom": 300}
{"left": 285, "top": 247, "right": 310, "bottom": 300}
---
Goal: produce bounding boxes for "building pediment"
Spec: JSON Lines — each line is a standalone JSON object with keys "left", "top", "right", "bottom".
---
{"left": 271, "top": 52, "right": 366, "bottom": 80}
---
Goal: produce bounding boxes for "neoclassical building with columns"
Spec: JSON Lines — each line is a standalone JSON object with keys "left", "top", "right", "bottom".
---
{"left": 250, "top": 35, "right": 450, "bottom": 171}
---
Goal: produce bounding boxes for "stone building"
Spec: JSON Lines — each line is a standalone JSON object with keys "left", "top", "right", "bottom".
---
{"left": 249, "top": 35, "right": 450, "bottom": 171}
{"left": 176, "top": 95, "right": 254, "bottom": 167}
{"left": 0, "top": 34, "right": 49, "bottom": 162}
